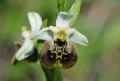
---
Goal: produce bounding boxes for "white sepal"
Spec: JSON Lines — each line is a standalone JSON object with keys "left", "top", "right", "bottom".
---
{"left": 69, "top": 29, "right": 88, "bottom": 46}
{"left": 15, "top": 39, "right": 34, "bottom": 61}
{"left": 28, "top": 12, "right": 42, "bottom": 34}
{"left": 56, "top": 12, "right": 73, "bottom": 28}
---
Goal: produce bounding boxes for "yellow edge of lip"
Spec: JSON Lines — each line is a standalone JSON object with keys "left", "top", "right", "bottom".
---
{"left": 53, "top": 60, "right": 63, "bottom": 69}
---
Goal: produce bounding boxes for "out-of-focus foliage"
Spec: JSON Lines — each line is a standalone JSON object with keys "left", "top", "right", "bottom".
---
{"left": 0, "top": 0, "right": 120, "bottom": 81}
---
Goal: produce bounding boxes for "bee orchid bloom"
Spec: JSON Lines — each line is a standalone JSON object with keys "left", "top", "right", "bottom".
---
{"left": 39, "top": 12, "right": 88, "bottom": 69}
{"left": 15, "top": 12, "right": 51, "bottom": 61}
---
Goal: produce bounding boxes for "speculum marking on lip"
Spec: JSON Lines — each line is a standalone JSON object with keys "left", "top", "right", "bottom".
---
{"left": 41, "top": 40, "right": 77, "bottom": 69}
{"left": 51, "top": 43, "right": 68, "bottom": 61}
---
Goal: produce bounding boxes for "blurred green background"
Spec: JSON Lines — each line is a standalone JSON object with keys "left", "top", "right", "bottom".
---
{"left": 0, "top": 0, "right": 120, "bottom": 81}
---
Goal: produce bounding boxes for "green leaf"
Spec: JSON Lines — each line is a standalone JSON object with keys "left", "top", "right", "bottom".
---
{"left": 42, "top": 19, "right": 48, "bottom": 28}
{"left": 57, "top": 0, "right": 66, "bottom": 13}
{"left": 69, "top": 0, "right": 83, "bottom": 26}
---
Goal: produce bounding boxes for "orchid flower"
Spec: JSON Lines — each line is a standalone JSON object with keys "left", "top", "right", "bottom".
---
{"left": 36, "top": 12, "right": 88, "bottom": 69}
{"left": 15, "top": 12, "right": 50, "bottom": 61}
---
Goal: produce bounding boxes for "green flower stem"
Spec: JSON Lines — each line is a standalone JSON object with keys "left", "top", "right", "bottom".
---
{"left": 57, "top": 0, "right": 66, "bottom": 13}
{"left": 42, "top": 66, "right": 63, "bottom": 81}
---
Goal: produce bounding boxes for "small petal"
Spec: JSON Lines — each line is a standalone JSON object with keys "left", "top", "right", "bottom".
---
{"left": 56, "top": 12, "right": 73, "bottom": 28}
{"left": 49, "top": 26, "right": 60, "bottom": 33}
{"left": 69, "top": 29, "right": 88, "bottom": 46}
{"left": 28, "top": 12, "right": 42, "bottom": 34}
{"left": 32, "top": 27, "right": 53, "bottom": 41}
{"left": 15, "top": 39, "right": 34, "bottom": 61}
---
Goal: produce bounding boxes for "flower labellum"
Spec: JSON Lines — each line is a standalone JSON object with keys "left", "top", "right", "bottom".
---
{"left": 40, "top": 40, "right": 77, "bottom": 69}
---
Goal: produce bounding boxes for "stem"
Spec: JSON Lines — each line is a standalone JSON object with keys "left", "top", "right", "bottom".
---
{"left": 42, "top": 65, "right": 63, "bottom": 81}
{"left": 57, "top": 0, "right": 66, "bottom": 13}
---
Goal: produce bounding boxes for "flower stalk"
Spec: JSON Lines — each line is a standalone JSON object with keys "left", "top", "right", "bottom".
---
{"left": 42, "top": 66, "right": 63, "bottom": 81}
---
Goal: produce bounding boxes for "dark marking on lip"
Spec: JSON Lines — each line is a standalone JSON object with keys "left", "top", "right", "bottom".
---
{"left": 40, "top": 40, "right": 77, "bottom": 69}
